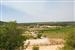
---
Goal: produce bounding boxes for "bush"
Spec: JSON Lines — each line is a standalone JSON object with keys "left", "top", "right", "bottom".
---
{"left": 32, "top": 46, "right": 39, "bottom": 50}
{"left": 66, "top": 33, "right": 75, "bottom": 48}
{"left": 0, "top": 22, "right": 26, "bottom": 50}
{"left": 62, "top": 32, "right": 75, "bottom": 50}
{"left": 61, "top": 46, "right": 73, "bottom": 50}
{"left": 37, "top": 33, "right": 42, "bottom": 39}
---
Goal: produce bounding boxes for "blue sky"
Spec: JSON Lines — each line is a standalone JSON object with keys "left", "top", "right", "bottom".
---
{"left": 0, "top": 0, "right": 74, "bottom": 23}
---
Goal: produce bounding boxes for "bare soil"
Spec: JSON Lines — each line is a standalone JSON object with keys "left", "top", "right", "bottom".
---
{"left": 25, "top": 45, "right": 64, "bottom": 50}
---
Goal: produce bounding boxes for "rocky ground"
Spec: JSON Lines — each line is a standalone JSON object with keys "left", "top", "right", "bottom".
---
{"left": 24, "top": 38, "right": 64, "bottom": 50}
{"left": 26, "top": 45, "right": 64, "bottom": 50}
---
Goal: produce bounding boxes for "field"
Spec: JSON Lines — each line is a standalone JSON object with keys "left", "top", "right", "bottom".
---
{"left": 38, "top": 25, "right": 75, "bottom": 39}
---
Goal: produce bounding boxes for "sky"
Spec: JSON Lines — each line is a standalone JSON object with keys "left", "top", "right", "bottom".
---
{"left": 0, "top": 0, "right": 74, "bottom": 23}
{"left": 1, "top": 0, "right": 73, "bottom": 1}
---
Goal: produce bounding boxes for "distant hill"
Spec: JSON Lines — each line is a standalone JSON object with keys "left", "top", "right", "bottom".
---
{"left": 0, "top": 21, "right": 75, "bottom": 26}
{"left": 18, "top": 21, "right": 75, "bottom": 26}
{"left": 0, "top": 21, "right": 6, "bottom": 25}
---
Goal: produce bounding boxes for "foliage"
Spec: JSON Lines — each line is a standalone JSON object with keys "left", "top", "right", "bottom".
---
{"left": 37, "top": 33, "right": 42, "bottom": 38}
{"left": 0, "top": 21, "right": 26, "bottom": 50}
{"left": 32, "top": 46, "right": 39, "bottom": 50}
{"left": 61, "top": 25, "right": 75, "bottom": 50}
{"left": 61, "top": 33, "right": 75, "bottom": 50}
{"left": 66, "top": 33, "right": 75, "bottom": 48}
{"left": 61, "top": 46, "right": 73, "bottom": 50}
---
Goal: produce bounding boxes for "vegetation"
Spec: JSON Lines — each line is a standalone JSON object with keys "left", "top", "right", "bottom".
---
{"left": 18, "top": 21, "right": 75, "bottom": 26}
{"left": 61, "top": 32, "right": 75, "bottom": 50}
{"left": 32, "top": 46, "right": 39, "bottom": 50}
{"left": 0, "top": 21, "right": 26, "bottom": 50}
{"left": 0, "top": 21, "right": 75, "bottom": 50}
{"left": 59, "top": 25, "right": 75, "bottom": 50}
{"left": 37, "top": 33, "right": 42, "bottom": 38}
{"left": 38, "top": 25, "right": 75, "bottom": 38}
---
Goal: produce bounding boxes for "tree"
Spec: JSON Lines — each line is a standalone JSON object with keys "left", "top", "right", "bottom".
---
{"left": 0, "top": 21, "right": 26, "bottom": 50}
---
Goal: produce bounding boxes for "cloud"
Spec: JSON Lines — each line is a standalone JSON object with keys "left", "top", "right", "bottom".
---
{"left": 1, "top": 1, "right": 73, "bottom": 22}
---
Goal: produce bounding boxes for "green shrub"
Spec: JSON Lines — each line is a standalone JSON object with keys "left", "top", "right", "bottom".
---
{"left": 37, "top": 33, "right": 42, "bottom": 38}
{"left": 61, "top": 46, "right": 73, "bottom": 50}
{"left": 66, "top": 33, "right": 75, "bottom": 48}
{"left": 32, "top": 46, "right": 39, "bottom": 50}
{"left": 0, "top": 22, "right": 26, "bottom": 50}
{"left": 62, "top": 32, "right": 75, "bottom": 50}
